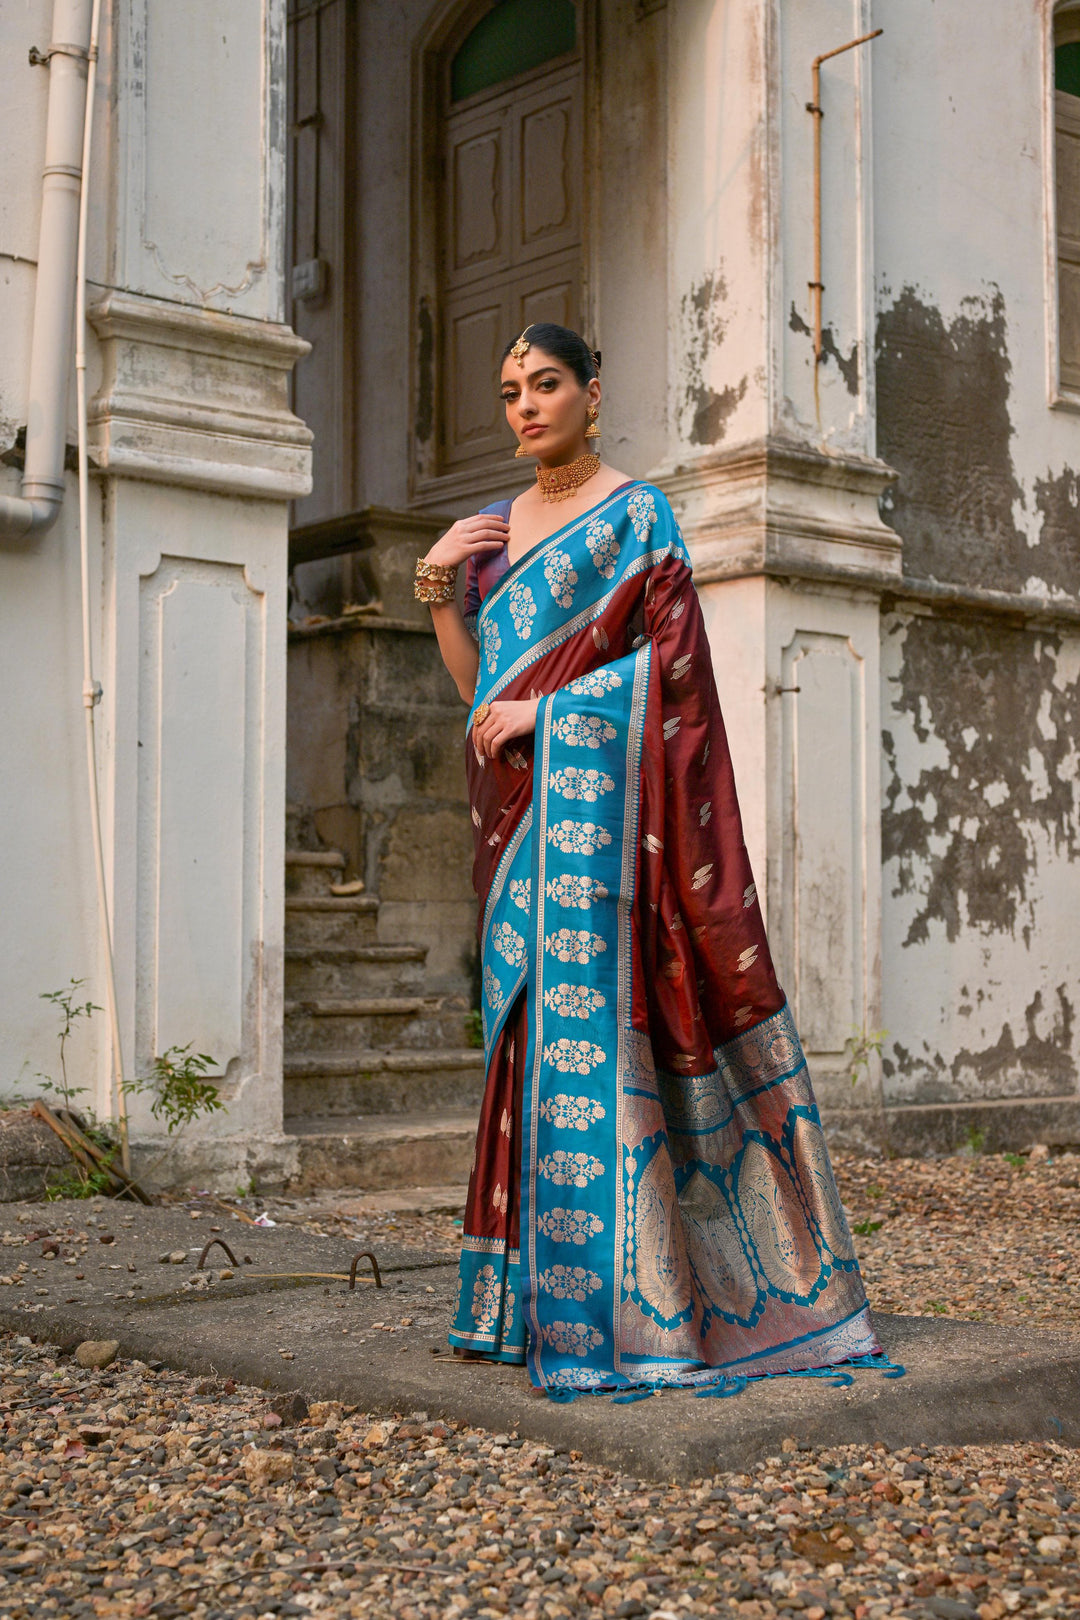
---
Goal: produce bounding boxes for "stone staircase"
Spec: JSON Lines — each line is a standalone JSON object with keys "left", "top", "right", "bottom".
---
{"left": 282, "top": 850, "right": 484, "bottom": 1190}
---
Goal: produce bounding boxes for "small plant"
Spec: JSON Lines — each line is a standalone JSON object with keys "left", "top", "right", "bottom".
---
{"left": 925, "top": 1300, "right": 948, "bottom": 1316}
{"left": 38, "top": 980, "right": 102, "bottom": 1112}
{"left": 1003, "top": 1151, "right": 1027, "bottom": 1170}
{"left": 843, "top": 1026, "right": 888, "bottom": 1088}
{"left": 865, "top": 1182, "right": 884, "bottom": 1200}
{"left": 962, "top": 1122, "right": 987, "bottom": 1156}
{"left": 45, "top": 1161, "right": 116, "bottom": 1202}
{"left": 852, "top": 1217, "right": 883, "bottom": 1237}
{"left": 123, "top": 1044, "right": 223, "bottom": 1135}
{"left": 464, "top": 1009, "right": 484, "bottom": 1050}
{"left": 235, "top": 1177, "right": 256, "bottom": 1200}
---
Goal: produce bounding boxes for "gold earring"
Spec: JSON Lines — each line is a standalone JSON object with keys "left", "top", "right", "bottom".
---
{"left": 585, "top": 407, "right": 601, "bottom": 440}
{"left": 514, "top": 442, "right": 529, "bottom": 458}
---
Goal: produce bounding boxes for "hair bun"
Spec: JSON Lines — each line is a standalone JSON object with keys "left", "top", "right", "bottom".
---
{"left": 591, "top": 349, "right": 602, "bottom": 371}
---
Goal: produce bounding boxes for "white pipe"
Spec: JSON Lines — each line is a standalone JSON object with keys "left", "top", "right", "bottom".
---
{"left": 73, "top": 0, "right": 129, "bottom": 1171}
{"left": 0, "top": 0, "right": 93, "bottom": 546}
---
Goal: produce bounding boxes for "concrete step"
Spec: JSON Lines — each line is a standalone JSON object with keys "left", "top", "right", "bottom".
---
{"left": 285, "top": 849, "right": 348, "bottom": 898}
{"left": 283, "top": 1046, "right": 486, "bottom": 1116}
{"left": 284, "top": 943, "right": 427, "bottom": 998}
{"left": 285, "top": 894, "right": 380, "bottom": 947}
{"left": 283, "top": 995, "right": 471, "bottom": 1053}
{"left": 284, "top": 1110, "right": 479, "bottom": 1191}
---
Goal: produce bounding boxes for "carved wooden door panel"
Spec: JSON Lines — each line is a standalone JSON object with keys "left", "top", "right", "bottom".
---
{"left": 439, "top": 58, "right": 583, "bottom": 474}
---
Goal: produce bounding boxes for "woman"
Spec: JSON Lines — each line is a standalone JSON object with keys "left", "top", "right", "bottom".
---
{"left": 414, "top": 323, "right": 891, "bottom": 1398}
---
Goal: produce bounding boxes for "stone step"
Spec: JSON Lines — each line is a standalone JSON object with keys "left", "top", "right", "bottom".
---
{"left": 283, "top": 995, "right": 471, "bottom": 1053}
{"left": 284, "top": 894, "right": 380, "bottom": 947}
{"left": 285, "top": 849, "right": 348, "bottom": 898}
{"left": 283, "top": 1047, "right": 486, "bottom": 1116}
{"left": 284, "top": 943, "right": 427, "bottom": 998}
{"left": 284, "top": 1111, "right": 479, "bottom": 1191}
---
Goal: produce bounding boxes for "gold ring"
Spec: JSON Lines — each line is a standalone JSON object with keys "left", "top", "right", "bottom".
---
{"left": 474, "top": 701, "right": 491, "bottom": 726}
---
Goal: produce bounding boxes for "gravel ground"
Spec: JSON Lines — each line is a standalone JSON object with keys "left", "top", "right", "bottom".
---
{"left": 0, "top": 1334, "right": 1078, "bottom": 1620}
{"left": 0, "top": 1147, "right": 1077, "bottom": 1619}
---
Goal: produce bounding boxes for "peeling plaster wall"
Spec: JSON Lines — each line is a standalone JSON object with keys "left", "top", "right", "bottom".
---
{"left": 881, "top": 612, "right": 1080, "bottom": 1106}
{"left": 870, "top": 2, "right": 1080, "bottom": 1122}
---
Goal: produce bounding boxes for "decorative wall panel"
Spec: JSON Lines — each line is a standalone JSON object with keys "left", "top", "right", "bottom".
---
{"left": 779, "top": 631, "right": 867, "bottom": 1056}
{"left": 137, "top": 559, "right": 266, "bottom": 1079}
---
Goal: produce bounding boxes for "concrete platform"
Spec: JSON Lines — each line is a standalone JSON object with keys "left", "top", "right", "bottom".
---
{"left": 3, "top": 1203, "right": 1077, "bottom": 1481}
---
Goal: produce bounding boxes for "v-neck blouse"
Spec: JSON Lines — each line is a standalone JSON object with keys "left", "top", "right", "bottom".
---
{"left": 462, "top": 484, "right": 633, "bottom": 630}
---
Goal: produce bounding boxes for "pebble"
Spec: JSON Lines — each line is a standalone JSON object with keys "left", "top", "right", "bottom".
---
{"left": 73, "top": 1338, "right": 119, "bottom": 1369}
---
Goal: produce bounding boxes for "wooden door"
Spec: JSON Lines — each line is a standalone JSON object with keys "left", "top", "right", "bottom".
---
{"left": 438, "top": 34, "right": 584, "bottom": 475}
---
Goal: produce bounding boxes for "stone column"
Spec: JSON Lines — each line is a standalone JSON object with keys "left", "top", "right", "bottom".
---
{"left": 87, "top": 0, "right": 312, "bottom": 1185}
{"left": 659, "top": 0, "right": 897, "bottom": 1140}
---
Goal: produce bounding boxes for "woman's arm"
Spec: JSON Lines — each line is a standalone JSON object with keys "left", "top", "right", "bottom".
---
{"left": 422, "top": 513, "right": 510, "bottom": 703}
{"left": 429, "top": 597, "right": 480, "bottom": 704}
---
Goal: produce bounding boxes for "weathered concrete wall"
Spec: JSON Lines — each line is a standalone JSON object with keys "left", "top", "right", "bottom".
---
{"left": 286, "top": 621, "right": 478, "bottom": 1000}
{"left": 881, "top": 611, "right": 1080, "bottom": 1112}
{"left": 872, "top": 0, "right": 1080, "bottom": 1134}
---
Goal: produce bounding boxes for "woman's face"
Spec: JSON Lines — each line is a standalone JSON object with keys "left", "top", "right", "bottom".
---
{"left": 499, "top": 348, "right": 600, "bottom": 464}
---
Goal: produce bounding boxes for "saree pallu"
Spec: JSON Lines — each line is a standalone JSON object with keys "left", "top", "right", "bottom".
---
{"left": 449, "top": 483, "right": 883, "bottom": 1394}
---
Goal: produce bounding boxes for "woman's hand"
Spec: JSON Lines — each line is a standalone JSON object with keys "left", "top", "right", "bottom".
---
{"left": 472, "top": 697, "right": 540, "bottom": 759}
{"left": 425, "top": 513, "right": 509, "bottom": 570}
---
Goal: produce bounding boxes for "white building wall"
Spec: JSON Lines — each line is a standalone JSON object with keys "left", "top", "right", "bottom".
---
{"left": 0, "top": 0, "right": 312, "bottom": 1186}
{"left": 871, "top": 0, "right": 1080, "bottom": 1132}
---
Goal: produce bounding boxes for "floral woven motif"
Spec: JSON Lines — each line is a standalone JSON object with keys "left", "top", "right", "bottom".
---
{"left": 508, "top": 582, "right": 537, "bottom": 640}
{"left": 548, "top": 766, "right": 616, "bottom": 801}
{"left": 585, "top": 517, "right": 620, "bottom": 578}
{"left": 546, "top": 819, "right": 613, "bottom": 856}
{"left": 553, "top": 713, "right": 617, "bottom": 749}
{"left": 542, "top": 982, "right": 607, "bottom": 1019}
{"left": 544, "top": 549, "right": 578, "bottom": 609}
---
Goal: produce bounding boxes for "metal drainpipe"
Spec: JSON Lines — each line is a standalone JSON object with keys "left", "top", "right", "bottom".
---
{"left": 0, "top": 0, "right": 94, "bottom": 546}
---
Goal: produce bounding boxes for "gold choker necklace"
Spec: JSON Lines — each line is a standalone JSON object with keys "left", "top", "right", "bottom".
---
{"left": 535, "top": 452, "right": 601, "bottom": 503}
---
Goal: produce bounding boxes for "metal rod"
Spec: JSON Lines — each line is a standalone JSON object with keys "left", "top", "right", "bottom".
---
{"left": 808, "top": 28, "right": 883, "bottom": 393}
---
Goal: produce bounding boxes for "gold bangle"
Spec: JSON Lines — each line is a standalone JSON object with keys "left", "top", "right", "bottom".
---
{"left": 414, "top": 557, "right": 458, "bottom": 604}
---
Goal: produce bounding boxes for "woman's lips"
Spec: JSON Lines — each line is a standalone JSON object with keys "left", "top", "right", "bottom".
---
{"left": 522, "top": 425, "right": 547, "bottom": 437}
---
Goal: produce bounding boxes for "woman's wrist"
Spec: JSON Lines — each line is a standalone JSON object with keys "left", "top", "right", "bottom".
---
{"left": 414, "top": 555, "right": 458, "bottom": 604}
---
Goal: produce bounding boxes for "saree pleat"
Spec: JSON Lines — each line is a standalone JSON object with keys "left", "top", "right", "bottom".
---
{"left": 450, "top": 483, "right": 888, "bottom": 1394}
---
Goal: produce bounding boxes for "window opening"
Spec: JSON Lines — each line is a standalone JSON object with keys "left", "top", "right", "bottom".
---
{"left": 451, "top": 0, "right": 576, "bottom": 103}
{"left": 1054, "top": 6, "right": 1080, "bottom": 392}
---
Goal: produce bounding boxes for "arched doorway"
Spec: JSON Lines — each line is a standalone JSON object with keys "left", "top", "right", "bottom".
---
{"left": 414, "top": 0, "right": 587, "bottom": 501}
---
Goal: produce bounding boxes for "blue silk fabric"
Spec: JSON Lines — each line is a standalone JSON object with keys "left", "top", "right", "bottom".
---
{"left": 449, "top": 484, "right": 879, "bottom": 1393}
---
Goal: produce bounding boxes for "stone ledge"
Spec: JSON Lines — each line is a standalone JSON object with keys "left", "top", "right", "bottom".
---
{"left": 87, "top": 290, "right": 312, "bottom": 501}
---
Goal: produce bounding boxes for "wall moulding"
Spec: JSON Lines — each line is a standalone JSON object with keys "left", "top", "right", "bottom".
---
{"left": 658, "top": 436, "right": 901, "bottom": 586}
{"left": 87, "top": 292, "right": 313, "bottom": 501}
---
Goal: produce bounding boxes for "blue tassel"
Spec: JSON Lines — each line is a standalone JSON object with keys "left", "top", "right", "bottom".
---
{"left": 695, "top": 1375, "right": 749, "bottom": 1399}
{"left": 544, "top": 1387, "right": 580, "bottom": 1404}
{"left": 611, "top": 1387, "right": 655, "bottom": 1404}
{"left": 842, "top": 1352, "right": 907, "bottom": 1380}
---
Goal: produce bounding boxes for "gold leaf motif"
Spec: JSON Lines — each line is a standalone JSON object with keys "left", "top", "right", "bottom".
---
{"left": 671, "top": 654, "right": 692, "bottom": 681}
{"left": 642, "top": 833, "right": 664, "bottom": 854}
{"left": 737, "top": 945, "right": 759, "bottom": 973}
{"left": 691, "top": 863, "right": 714, "bottom": 889}
{"left": 591, "top": 624, "right": 609, "bottom": 650}
{"left": 743, "top": 882, "right": 757, "bottom": 907}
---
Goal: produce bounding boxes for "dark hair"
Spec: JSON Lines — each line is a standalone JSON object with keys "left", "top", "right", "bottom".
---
{"left": 500, "top": 322, "right": 600, "bottom": 385}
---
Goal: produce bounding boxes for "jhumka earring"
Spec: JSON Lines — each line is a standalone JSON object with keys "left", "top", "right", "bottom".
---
{"left": 585, "top": 406, "right": 601, "bottom": 440}
{"left": 514, "top": 442, "right": 530, "bottom": 458}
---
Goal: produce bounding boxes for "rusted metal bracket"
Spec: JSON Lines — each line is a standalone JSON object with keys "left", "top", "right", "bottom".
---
{"left": 349, "top": 1250, "right": 383, "bottom": 1290}
{"left": 196, "top": 1238, "right": 240, "bottom": 1271}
